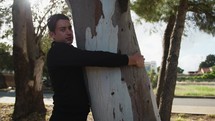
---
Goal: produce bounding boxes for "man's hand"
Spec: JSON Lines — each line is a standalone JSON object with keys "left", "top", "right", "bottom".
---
{"left": 128, "top": 53, "right": 145, "bottom": 67}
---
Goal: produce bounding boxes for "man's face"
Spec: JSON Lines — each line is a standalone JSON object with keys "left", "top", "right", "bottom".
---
{"left": 50, "top": 19, "right": 73, "bottom": 44}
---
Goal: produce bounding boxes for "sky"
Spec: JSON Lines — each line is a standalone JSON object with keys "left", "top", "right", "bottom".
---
{"left": 1, "top": 0, "right": 214, "bottom": 74}
{"left": 131, "top": 12, "right": 215, "bottom": 74}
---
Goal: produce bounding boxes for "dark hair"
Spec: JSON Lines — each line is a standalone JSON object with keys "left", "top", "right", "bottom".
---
{"left": 47, "top": 14, "right": 70, "bottom": 32}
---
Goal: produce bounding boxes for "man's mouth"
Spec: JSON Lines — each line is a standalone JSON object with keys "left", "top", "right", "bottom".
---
{"left": 66, "top": 37, "right": 72, "bottom": 41}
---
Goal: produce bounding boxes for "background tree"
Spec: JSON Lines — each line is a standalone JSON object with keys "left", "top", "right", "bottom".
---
{"left": 155, "top": 14, "right": 176, "bottom": 107}
{"left": 0, "top": 42, "right": 13, "bottom": 72}
{"left": 131, "top": 0, "right": 178, "bottom": 110}
{"left": 132, "top": 0, "right": 215, "bottom": 120}
{"left": 149, "top": 69, "right": 158, "bottom": 88}
{"left": 1, "top": 0, "right": 70, "bottom": 40}
{"left": 199, "top": 54, "right": 215, "bottom": 68}
{"left": 11, "top": 0, "right": 69, "bottom": 119}
{"left": 177, "top": 67, "right": 184, "bottom": 74}
{"left": 66, "top": 0, "right": 160, "bottom": 120}
{"left": 159, "top": 0, "right": 188, "bottom": 118}
{"left": 1, "top": 0, "right": 68, "bottom": 85}
{"left": 0, "top": 0, "right": 12, "bottom": 39}
{"left": 12, "top": 0, "right": 46, "bottom": 119}
{"left": 212, "top": 66, "right": 215, "bottom": 72}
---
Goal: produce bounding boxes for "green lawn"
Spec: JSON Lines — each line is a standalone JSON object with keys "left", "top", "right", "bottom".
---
{"left": 175, "top": 85, "right": 215, "bottom": 97}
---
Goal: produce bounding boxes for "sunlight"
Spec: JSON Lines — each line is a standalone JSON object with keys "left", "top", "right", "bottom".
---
{"left": 29, "top": 0, "right": 50, "bottom": 10}
{"left": 29, "top": 0, "right": 38, "bottom": 5}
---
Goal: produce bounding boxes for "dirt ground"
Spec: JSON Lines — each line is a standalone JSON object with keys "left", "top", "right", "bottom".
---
{"left": 0, "top": 103, "right": 215, "bottom": 121}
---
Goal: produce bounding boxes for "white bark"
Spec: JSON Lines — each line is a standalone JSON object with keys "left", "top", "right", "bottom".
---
{"left": 66, "top": 0, "right": 160, "bottom": 120}
{"left": 85, "top": 1, "right": 133, "bottom": 120}
{"left": 86, "top": 68, "right": 133, "bottom": 121}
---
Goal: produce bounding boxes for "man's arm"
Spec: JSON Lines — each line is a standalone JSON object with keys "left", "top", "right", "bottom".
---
{"left": 48, "top": 42, "right": 145, "bottom": 68}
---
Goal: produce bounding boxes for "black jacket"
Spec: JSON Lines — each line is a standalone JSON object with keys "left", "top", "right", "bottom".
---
{"left": 47, "top": 42, "right": 128, "bottom": 113}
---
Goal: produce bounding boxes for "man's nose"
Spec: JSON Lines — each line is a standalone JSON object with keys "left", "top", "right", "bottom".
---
{"left": 66, "top": 29, "right": 72, "bottom": 35}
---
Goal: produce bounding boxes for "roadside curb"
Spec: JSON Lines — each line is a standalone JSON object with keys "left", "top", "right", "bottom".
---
{"left": 174, "top": 96, "right": 215, "bottom": 99}
{"left": 0, "top": 88, "right": 54, "bottom": 93}
{"left": 0, "top": 89, "right": 215, "bottom": 99}
{"left": 1, "top": 89, "right": 215, "bottom": 99}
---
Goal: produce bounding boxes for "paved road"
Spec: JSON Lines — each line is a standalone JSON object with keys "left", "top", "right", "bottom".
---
{"left": 172, "top": 97, "right": 215, "bottom": 114}
{"left": 1, "top": 90, "right": 215, "bottom": 114}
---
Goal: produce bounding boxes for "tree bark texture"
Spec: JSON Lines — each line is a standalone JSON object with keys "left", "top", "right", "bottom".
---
{"left": 12, "top": 0, "right": 46, "bottom": 120}
{"left": 66, "top": 0, "right": 160, "bottom": 121}
{"left": 156, "top": 15, "right": 176, "bottom": 107}
{"left": 159, "top": 0, "right": 188, "bottom": 121}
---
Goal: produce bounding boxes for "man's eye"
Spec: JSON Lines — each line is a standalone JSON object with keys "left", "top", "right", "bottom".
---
{"left": 61, "top": 29, "right": 66, "bottom": 32}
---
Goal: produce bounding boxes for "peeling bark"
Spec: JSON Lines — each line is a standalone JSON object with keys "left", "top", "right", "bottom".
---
{"left": 66, "top": 0, "right": 160, "bottom": 120}
{"left": 12, "top": 0, "right": 46, "bottom": 120}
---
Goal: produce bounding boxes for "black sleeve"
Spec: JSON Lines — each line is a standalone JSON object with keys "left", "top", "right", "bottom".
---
{"left": 47, "top": 42, "right": 128, "bottom": 67}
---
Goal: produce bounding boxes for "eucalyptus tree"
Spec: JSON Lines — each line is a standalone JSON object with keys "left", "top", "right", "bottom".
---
{"left": 132, "top": 0, "right": 215, "bottom": 120}
{"left": 11, "top": 0, "right": 69, "bottom": 120}
{"left": 66, "top": 0, "right": 160, "bottom": 120}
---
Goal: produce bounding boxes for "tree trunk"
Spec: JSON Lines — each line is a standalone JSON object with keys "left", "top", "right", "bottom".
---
{"left": 12, "top": 0, "right": 46, "bottom": 120}
{"left": 159, "top": 0, "right": 188, "bottom": 121}
{"left": 156, "top": 15, "right": 176, "bottom": 107}
{"left": 66, "top": 0, "right": 160, "bottom": 121}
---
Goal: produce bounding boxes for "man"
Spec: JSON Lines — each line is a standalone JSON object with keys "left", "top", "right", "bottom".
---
{"left": 47, "top": 14, "right": 145, "bottom": 121}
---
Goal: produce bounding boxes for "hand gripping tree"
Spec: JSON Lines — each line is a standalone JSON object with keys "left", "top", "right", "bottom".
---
{"left": 66, "top": 0, "right": 160, "bottom": 121}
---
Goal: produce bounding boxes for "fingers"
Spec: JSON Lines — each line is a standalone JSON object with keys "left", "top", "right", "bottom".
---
{"left": 136, "top": 58, "right": 145, "bottom": 68}
{"left": 128, "top": 52, "right": 145, "bottom": 67}
{"left": 134, "top": 53, "right": 145, "bottom": 68}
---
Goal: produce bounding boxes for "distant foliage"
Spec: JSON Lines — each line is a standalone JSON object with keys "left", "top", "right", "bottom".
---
{"left": 0, "top": 42, "right": 13, "bottom": 72}
{"left": 199, "top": 54, "right": 215, "bottom": 68}
{"left": 177, "top": 67, "right": 184, "bottom": 74}
{"left": 178, "top": 67, "right": 215, "bottom": 81}
{"left": 148, "top": 69, "right": 158, "bottom": 88}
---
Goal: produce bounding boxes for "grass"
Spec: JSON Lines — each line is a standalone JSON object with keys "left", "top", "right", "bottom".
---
{"left": 0, "top": 103, "right": 53, "bottom": 121}
{"left": 153, "top": 82, "right": 215, "bottom": 97}
{"left": 170, "top": 113, "right": 215, "bottom": 121}
{"left": 175, "top": 85, "right": 215, "bottom": 97}
{"left": 1, "top": 103, "right": 215, "bottom": 121}
{"left": 0, "top": 103, "right": 94, "bottom": 121}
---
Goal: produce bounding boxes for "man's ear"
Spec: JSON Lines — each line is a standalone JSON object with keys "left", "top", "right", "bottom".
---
{"left": 49, "top": 32, "right": 55, "bottom": 39}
